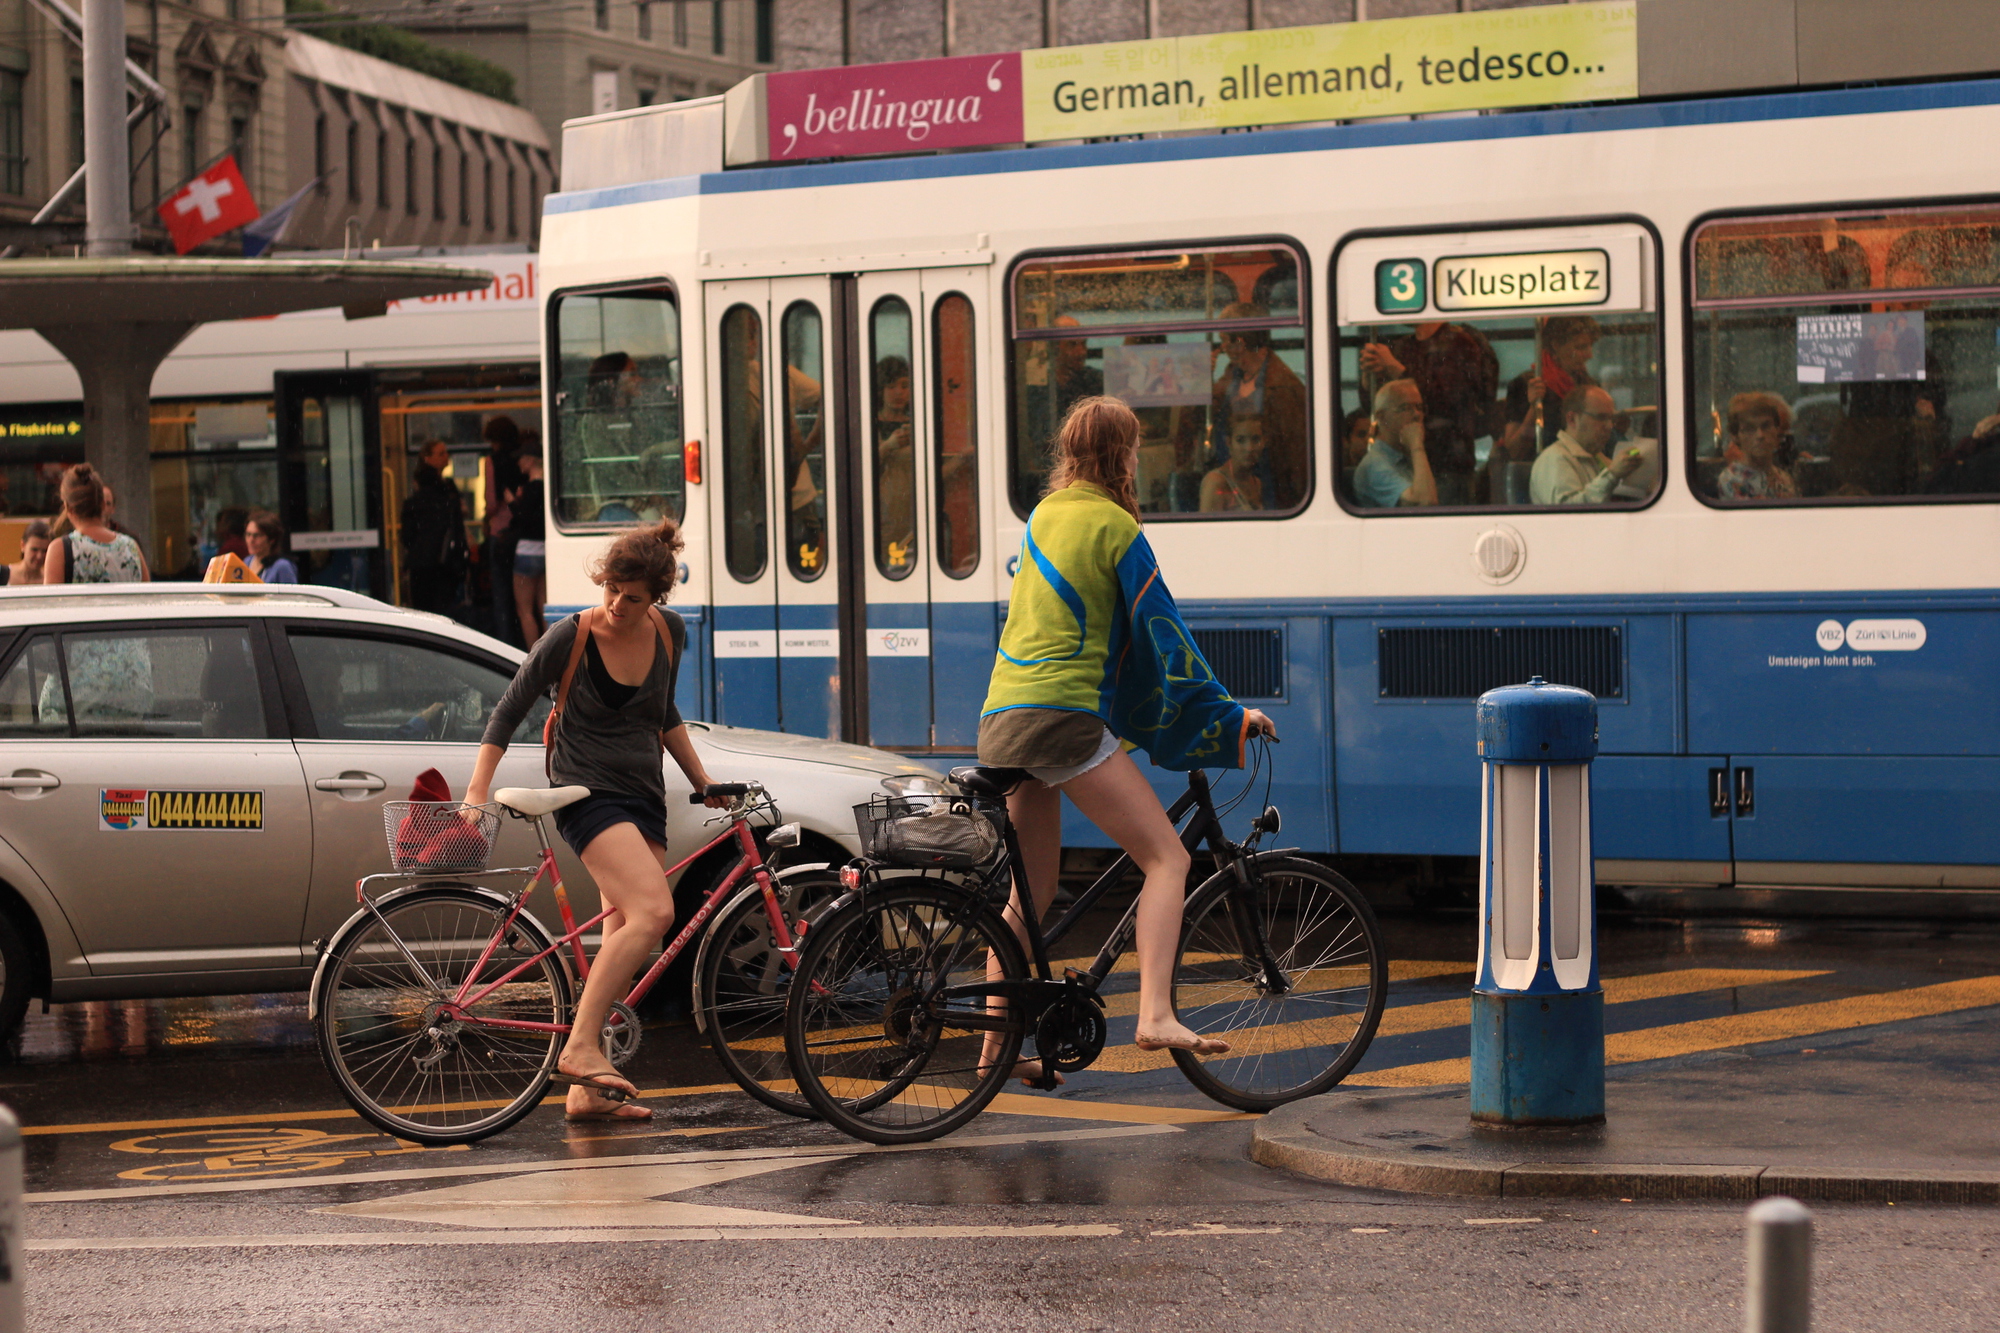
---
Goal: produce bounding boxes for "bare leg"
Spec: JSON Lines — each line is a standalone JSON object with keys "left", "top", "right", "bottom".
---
{"left": 514, "top": 572, "right": 545, "bottom": 647}
{"left": 1060, "top": 751, "right": 1222, "bottom": 1052}
{"left": 982, "top": 779, "right": 1065, "bottom": 1082}
{"left": 561, "top": 823, "right": 671, "bottom": 1117}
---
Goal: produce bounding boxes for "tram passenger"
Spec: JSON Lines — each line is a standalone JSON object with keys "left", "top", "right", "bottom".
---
{"left": 1211, "top": 303, "right": 1307, "bottom": 510}
{"left": 1529, "top": 386, "right": 1644, "bottom": 505}
{"left": 466, "top": 519, "right": 730, "bottom": 1121}
{"left": 1359, "top": 322, "right": 1498, "bottom": 506}
{"left": 1341, "top": 409, "right": 1373, "bottom": 469}
{"left": 1016, "top": 315, "right": 1105, "bottom": 515}
{"left": 980, "top": 397, "right": 1277, "bottom": 1080}
{"left": 1501, "top": 316, "right": 1602, "bottom": 459}
{"left": 873, "top": 355, "right": 917, "bottom": 573}
{"left": 1713, "top": 393, "right": 1798, "bottom": 501}
{"left": 1353, "top": 379, "right": 1438, "bottom": 508}
{"left": 1922, "top": 401, "right": 2000, "bottom": 495}
{"left": 1200, "top": 414, "right": 1266, "bottom": 512}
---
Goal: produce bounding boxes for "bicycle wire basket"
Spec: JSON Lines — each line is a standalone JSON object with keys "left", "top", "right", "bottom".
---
{"left": 383, "top": 801, "right": 501, "bottom": 874}
{"left": 852, "top": 791, "right": 1006, "bottom": 871}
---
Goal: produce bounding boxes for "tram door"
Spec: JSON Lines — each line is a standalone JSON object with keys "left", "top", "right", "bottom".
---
{"left": 274, "top": 370, "right": 387, "bottom": 601}
{"left": 706, "top": 278, "right": 842, "bottom": 736}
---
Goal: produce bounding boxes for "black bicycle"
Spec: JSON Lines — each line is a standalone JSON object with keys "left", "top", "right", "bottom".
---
{"left": 782, "top": 746, "right": 1389, "bottom": 1144}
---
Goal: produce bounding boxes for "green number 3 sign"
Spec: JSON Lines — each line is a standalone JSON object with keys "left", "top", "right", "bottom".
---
{"left": 1375, "top": 259, "right": 1427, "bottom": 315}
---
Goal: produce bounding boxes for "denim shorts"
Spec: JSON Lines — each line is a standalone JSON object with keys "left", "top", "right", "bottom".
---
{"left": 512, "top": 551, "right": 546, "bottom": 577}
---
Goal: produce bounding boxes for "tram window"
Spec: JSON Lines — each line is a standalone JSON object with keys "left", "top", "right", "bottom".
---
{"left": 549, "top": 287, "right": 683, "bottom": 529}
{"left": 780, "top": 301, "right": 827, "bottom": 580}
{"left": 718, "top": 303, "right": 768, "bottom": 581}
{"left": 933, "top": 292, "right": 979, "bottom": 579}
{"left": 870, "top": 295, "right": 917, "bottom": 578}
{"left": 1690, "top": 204, "right": 2000, "bottom": 505}
{"left": 1335, "top": 312, "right": 1663, "bottom": 511}
{"left": 1008, "top": 243, "right": 1309, "bottom": 519}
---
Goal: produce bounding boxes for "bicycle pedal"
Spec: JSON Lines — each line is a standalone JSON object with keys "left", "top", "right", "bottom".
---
{"left": 1025, "top": 1071, "right": 1063, "bottom": 1092}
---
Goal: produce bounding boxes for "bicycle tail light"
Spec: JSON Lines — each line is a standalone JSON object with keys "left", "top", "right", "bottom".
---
{"left": 839, "top": 863, "right": 863, "bottom": 891}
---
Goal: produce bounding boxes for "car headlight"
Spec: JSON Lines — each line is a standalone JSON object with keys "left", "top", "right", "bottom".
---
{"left": 881, "top": 774, "right": 949, "bottom": 797}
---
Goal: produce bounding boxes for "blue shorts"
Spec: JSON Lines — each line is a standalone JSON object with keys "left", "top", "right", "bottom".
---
{"left": 513, "top": 551, "right": 546, "bottom": 577}
{"left": 552, "top": 793, "right": 667, "bottom": 858}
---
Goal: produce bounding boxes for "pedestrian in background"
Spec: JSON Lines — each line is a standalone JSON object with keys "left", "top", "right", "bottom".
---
{"left": 483, "top": 416, "right": 525, "bottom": 646}
{"left": 401, "top": 439, "right": 469, "bottom": 615}
{"left": 0, "top": 519, "right": 50, "bottom": 586}
{"left": 511, "top": 440, "right": 547, "bottom": 646}
{"left": 42, "top": 464, "right": 147, "bottom": 584}
{"left": 245, "top": 511, "right": 299, "bottom": 583}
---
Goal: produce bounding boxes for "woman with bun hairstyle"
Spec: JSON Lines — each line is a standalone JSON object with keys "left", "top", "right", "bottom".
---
{"left": 467, "top": 518, "right": 727, "bottom": 1120}
{"left": 980, "top": 396, "right": 1276, "bottom": 1077}
{"left": 43, "top": 464, "right": 147, "bottom": 584}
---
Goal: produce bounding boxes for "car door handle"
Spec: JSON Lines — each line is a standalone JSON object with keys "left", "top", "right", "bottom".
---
{"left": 0, "top": 772, "right": 58, "bottom": 790}
{"left": 314, "top": 775, "right": 387, "bottom": 793}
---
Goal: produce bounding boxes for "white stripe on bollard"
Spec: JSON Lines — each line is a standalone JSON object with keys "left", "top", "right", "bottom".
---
{"left": 1745, "top": 1196, "right": 1813, "bottom": 1333}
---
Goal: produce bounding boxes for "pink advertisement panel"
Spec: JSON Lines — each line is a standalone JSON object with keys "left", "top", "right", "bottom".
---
{"left": 765, "top": 53, "right": 1024, "bottom": 161}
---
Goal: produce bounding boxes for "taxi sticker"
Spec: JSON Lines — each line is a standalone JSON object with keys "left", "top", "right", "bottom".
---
{"left": 99, "top": 789, "right": 264, "bottom": 831}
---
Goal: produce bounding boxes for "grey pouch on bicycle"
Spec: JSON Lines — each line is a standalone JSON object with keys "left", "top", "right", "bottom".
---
{"left": 876, "top": 801, "right": 1000, "bottom": 869}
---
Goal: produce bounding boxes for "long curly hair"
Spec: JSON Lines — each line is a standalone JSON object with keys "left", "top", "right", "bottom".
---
{"left": 590, "top": 516, "right": 685, "bottom": 600}
{"left": 1044, "top": 396, "right": 1141, "bottom": 520}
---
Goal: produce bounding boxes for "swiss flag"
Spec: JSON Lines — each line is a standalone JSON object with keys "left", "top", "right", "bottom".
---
{"left": 159, "top": 156, "right": 260, "bottom": 255}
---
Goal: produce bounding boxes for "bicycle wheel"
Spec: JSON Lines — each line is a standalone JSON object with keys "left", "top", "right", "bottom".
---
{"left": 786, "top": 882, "right": 1025, "bottom": 1145}
{"left": 696, "top": 869, "right": 841, "bottom": 1119}
{"left": 1168, "top": 855, "right": 1387, "bottom": 1111}
{"left": 314, "top": 886, "right": 572, "bottom": 1144}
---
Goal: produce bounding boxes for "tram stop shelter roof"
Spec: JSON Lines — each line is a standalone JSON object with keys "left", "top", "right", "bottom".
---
{"left": 0, "top": 256, "right": 497, "bottom": 557}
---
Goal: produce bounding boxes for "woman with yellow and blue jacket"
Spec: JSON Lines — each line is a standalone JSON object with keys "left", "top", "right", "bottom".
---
{"left": 980, "top": 396, "right": 1277, "bottom": 1077}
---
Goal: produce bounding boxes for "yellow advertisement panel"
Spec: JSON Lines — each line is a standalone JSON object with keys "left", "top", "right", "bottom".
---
{"left": 1021, "top": 2, "right": 1636, "bottom": 142}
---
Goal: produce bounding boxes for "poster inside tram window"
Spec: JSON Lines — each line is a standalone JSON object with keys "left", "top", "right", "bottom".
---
{"left": 1102, "top": 343, "right": 1214, "bottom": 406}
{"left": 1796, "top": 312, "right": 1926, "bottom": 383}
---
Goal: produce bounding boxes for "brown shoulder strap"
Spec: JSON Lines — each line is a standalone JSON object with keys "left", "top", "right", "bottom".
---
{"left": 648, "top": 606, "right": 677, "bottom": 752}
{"left": 551, "top": 608, "right": 595, "bottom": 722}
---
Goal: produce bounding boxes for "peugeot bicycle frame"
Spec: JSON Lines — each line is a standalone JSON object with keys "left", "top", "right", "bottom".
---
{"left": 352, "top": 805, "right": 800, "bottom": 1037}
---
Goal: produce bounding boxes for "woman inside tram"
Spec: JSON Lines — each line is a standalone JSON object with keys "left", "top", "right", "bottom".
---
{"left": 979, "top": 397, "right": 1276, "bottom": 1081}
{"left": 466, "top": 519, "right": 730, "bottom": 1121}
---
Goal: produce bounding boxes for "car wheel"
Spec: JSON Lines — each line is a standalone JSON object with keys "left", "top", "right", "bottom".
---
{"left": 0, "top": 911, "right": 35, "bottom": 1044}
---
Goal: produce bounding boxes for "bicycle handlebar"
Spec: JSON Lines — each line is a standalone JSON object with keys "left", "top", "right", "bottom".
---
{"left": 690, "top": 783, "right": 751, "bottom": 803}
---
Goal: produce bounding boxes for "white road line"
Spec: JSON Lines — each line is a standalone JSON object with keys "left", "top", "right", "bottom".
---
{"left": 1464, "top": 1218, "right": 1543, "bottom": 1225}
{"left": 29, "top": 1123, "right": 1177, "bottom": 1205}
{"left": 28, "top": 1223, "right": 1127, "bottom": 1252}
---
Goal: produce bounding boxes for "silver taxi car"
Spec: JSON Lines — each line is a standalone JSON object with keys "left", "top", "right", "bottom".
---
{"left": 0, "top": 584, "right": 942, "bottom": 1039}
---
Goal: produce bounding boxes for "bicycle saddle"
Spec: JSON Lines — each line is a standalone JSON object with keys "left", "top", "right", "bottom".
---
{"left": 493, "top": 785, "right": 591, "bottom": 817}
{"left": 949, "top": 766, "right": 1027, "bottom": 799}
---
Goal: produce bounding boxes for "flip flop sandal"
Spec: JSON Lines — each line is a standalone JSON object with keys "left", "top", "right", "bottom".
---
{"left": 552, "top": 1070, "right": 640, "bottom": 1102}
{"left": 1134, "top": 1033, "right": 1233, "bottom": 1056}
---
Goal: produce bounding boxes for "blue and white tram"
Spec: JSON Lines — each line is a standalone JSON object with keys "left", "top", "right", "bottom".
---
{"left": 538, "top": 77, "right": 2000, "bottom": 894}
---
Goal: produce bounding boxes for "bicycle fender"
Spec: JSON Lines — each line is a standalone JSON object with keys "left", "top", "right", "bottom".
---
{"left": 307, "top": 882, "right": 542, "bottom": 1023}
{"left": 688, "top": 863, "right": 830, "bottom": 1034}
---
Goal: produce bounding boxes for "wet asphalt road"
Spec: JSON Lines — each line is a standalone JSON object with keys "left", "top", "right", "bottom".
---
{"left": 13, "top": 908, "right": 2000, "bottom": 1331}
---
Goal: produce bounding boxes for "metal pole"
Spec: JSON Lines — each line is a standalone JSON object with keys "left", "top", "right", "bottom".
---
{"left": 82, "top": 0, "right": 133, "bottom": 256}
{"left": 0, "top": 1104, "right": 20, "bottom": 1332}
{"left": 1745, "top": 1197, "right": 1813, "bottom": 1333}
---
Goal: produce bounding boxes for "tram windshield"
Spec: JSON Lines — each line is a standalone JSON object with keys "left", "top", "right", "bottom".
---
{"left": 549, "top": 288, "right": 684, "bottom": 528}
{"left": 1690, "top": 204, "right": 2000, "bottom": 504}
{"left": 1009, "top": 243, "right": 1309, "bottom": 519}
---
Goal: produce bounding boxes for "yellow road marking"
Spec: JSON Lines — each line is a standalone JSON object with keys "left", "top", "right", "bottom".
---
{"left": 1046, "top": 956, "right": 1470, "bottom": 983}
{"left": 982, "top": 1093, "right": 1254, "bottom": 1124}
{"left": 1352, "top": 974, "right": 2000, "bottom": 1087}
{"left": 1094, "top": 967, "right": 1827, "bottom": 1075}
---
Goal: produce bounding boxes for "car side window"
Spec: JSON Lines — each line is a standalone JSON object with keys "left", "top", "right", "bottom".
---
{"left": 57, "top": 626, "right": 268, "bottom": 739}
{"left": 0, "top": 637, "right": 68, "bottom": 738}
{"left": 288, "top": 631, "right": 546, "bottom": 745}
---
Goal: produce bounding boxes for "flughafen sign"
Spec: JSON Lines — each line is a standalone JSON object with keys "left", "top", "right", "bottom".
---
{"left": 725, "top": 1, "right": 1638, "bottom": 166}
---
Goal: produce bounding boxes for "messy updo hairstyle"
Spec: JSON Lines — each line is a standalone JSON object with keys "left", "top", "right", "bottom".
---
{"left": 60, "top": 462, "right": 107, "bottom": 521}
{"left": 1045, "top": 395, "right": 1141, "bottom": 520}
{"left": 590, "top": 516, "right": 685, "bottom": 600}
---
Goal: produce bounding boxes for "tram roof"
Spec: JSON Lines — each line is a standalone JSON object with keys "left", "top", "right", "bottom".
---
{"left": 546, "top": 75, "right": 2000, "bottom": 218}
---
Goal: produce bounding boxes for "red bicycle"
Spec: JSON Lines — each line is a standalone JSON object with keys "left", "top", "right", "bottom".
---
{"left": 311, "top": 782, "right": 837, "bottom": 1144}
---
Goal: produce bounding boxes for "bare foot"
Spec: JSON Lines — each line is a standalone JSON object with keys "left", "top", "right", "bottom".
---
{"left": 1134, "top": 1025, "right": 1231, "bottom": 1056}
{"left": 556, "top": 1050, "right": 648, "bottom": 1119}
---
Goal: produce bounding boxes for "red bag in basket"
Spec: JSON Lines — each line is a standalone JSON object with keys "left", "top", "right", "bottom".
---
{"left": 395, "top": 769, "right": 489, "bottom": 868}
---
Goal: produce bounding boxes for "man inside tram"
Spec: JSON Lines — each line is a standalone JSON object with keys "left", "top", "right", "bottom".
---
{"left": 1528, "top": 384, "right": 1645, "bottom": 505}
{"left": 1211, "top": 303, "right": 1307, "bottom": 510}
{"left": 1358, "top": 321, "right": 1498, "bottom": 506}
{"left": 1353, "top": 378, "right": 1438, "bottom": 508}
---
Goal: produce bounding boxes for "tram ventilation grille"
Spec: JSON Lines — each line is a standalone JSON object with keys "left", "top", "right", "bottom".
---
{"left": 1192, "top": 628, "right": 1285, "bottom": 700}
{"left": 1377, "top": 626, "right": 1623, "bottom": 699}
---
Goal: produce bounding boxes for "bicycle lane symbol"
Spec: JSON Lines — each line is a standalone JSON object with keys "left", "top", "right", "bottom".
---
{"left": 108, "top": 1127, "right": 470, "bottom": 1182}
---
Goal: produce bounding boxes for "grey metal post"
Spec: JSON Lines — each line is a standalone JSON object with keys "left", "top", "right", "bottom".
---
{"left": 0, "top": 1104, "right": 20, "bottom": 1332}
{"left": 82, "top": 0, "right": 134, "bottom": 257}
{"left": 1745, "top": 1197, "right": 1813, "bottom": 1333}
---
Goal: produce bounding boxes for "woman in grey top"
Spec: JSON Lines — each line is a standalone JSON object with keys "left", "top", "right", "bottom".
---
{"left": 467, "top": 517, "right": 725, "bottom": 1121}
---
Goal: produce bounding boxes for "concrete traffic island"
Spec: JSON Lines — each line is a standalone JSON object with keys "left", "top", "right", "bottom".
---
{"left": 1252, "top": 1063, "right": 2000, "bottom": 1206}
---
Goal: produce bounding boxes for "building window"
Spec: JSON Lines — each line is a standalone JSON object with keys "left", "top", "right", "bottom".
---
{"left": 710, "top": 0, "right": 724, "bottom": 54}
{"left": 593, "top": 0, "right": 608, "bottom": 29}
{"left": 755, "top": 0, "right": 773, "bottom": 64}
{"left": 637, "top": 1, "right": 651, "bottom": 40}
{"left": 506, "top": 163, "right": 517, "bottom": 237}
{"left": 228, "top": 109, "right": 251, "bottom": 176}
{"left": 673, "top": 0, "right": 687, "bottom": 45}
{"left": 345, "top": 121, "right": 361, "bottom": 202}
{"left": 1011, "top": 241, "right": 1312, "bottom": 518}
{"left": 0, "top": 71, "right": 25, "bottom": 196}
{"left": 550, "top": 286, "right": 686, "bottom": 529}
{"left": 432, "top": 142, "right": 444, "bottom": 220}
{"left": 403, "top": 137, "right": 417, "bottom": 214}
{"left": 71, "top": 78, "right": 87, "bottom": 173}
{"left": 375, "top": 128, "right": 390, "bottom": 205}
{"left": 313, "top": 111, "right": 326, "bottom": 187}
{"left": 457, "top": 151, "right": 468, "bottom": 225}
{"left": 482, "top": 157, "right": 493, "bottom": 232}
{"left": 636, "top": 86, "right": 656, "bottom": 106}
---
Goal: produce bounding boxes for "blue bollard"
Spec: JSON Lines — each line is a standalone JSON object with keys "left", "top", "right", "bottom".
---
{"left": 1471, "top": 676, "right": 1605, "bottom": 1127}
